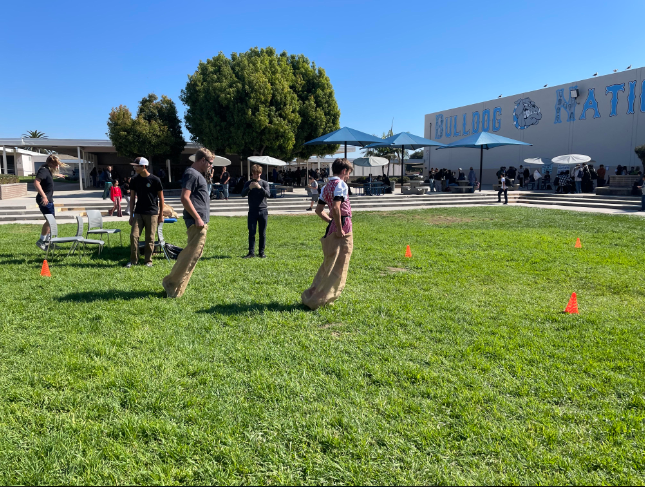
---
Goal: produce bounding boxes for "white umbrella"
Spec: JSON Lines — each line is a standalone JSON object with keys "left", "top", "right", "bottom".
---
{"left": 552, "top": 154, "right": 591, "bottom": 165}
{"left": 523, "top": 157, "right": 550, "bottom": 165}
{"left": 352, "top": 156, "right": 389, "bottom": 167}
{"left": 248, "top": 155, "right": 287, "bottom": 166}
{"left": 189, "top": 153, "right": 231, "bottom": 166}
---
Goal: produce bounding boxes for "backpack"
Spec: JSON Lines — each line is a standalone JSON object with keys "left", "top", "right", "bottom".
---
{"left": 165, "top": 244, "right": 183, "bottom": 260}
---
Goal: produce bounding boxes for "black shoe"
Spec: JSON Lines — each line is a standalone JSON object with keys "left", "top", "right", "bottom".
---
{"left": 258, "top": 252, "right": 266, "bottom": 258}
{"left": 306, "top": 208, "right": 312, "bottom": 211}
{"left": 243, "top": 253, "right": 255, "bottom": 259}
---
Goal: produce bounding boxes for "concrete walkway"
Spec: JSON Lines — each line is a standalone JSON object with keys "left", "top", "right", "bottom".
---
{"left": 2, "top": 187, "right": 644, "bottom": 224}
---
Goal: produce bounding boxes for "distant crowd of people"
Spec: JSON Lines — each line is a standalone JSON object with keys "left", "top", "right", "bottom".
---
{"left": 424, "top": 167, "right": 479, "bottom": 192}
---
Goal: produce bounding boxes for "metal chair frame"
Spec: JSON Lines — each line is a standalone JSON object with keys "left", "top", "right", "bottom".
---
{"left": 86, "top": 210, "right": 122, "bottom": 247}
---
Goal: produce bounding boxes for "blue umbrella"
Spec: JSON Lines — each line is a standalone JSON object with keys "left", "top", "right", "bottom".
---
{"left": 438, "top": 132, "right": 532, "bottom": 192}
{"left": 366, "top": 133, "right": 446, "bottom": 190}
{"left": 304, "top": 127, "right": 384, "bottom": 159}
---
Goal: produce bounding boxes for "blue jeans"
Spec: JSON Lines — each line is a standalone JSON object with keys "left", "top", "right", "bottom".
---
{"left": 222, "top": 183, "right": 229, "bottom": 199}
{"left": 575, "top": 181, "right": 582, "bottom": 193}
{"left": 38, "top": 202, "right": 56, "bottom": 216}
{"left": 207, "top": 184, "right": 212, "bottom": 199}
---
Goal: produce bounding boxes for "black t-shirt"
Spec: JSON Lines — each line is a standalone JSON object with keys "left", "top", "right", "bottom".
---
{"left": 130, "top": 174, "right": 163, "bottom": 215}
{"left": 35, "top": 165, "right": 54, "bottom": 204}
{"left": 220, "top": 171, "right": 230, "bottom": 184}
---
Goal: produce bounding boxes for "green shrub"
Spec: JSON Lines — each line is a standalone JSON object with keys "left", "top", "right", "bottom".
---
{"left": 635, "top": 145, "right": 645, "bottom": 167}
{"left": 0, "top": 175, "right": 19, "bottom": 185}
{"left": 393, "top": 177, "right": 410, "bottom": 184}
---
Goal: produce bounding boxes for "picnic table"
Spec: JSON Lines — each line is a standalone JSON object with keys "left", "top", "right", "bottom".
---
{"left": 364, "top": 182, "right": 385, "bottom": 196}
{"left": 270, "top": 183, "right": 287, "bottom": 198}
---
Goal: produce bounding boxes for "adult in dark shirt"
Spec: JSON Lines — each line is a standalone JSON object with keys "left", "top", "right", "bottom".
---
{"left": 125, "top": 157, "right": 164, "bottom": 268}
{"left": 241, "top": 164, "right": 271, "bottom": 258}
{"left": 163, "top": 149, "right": 213, "bottom": 298}
{"left": 35, "top": 155, "right": 67, "bottom": 251}
{"left": 102, "top": 166, "right": 114, "bottom": 200}
{"left": 220, "top": 167, "right": 230, "bottom": 201}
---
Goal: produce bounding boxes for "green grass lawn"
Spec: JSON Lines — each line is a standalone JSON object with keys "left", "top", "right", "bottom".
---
{"left": 0, "top": 207, "right": 644, "bottom": 485}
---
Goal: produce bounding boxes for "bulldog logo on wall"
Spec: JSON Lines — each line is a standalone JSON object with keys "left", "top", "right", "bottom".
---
{"left": 513, "top": 97, "right": 542, "bottom": 129}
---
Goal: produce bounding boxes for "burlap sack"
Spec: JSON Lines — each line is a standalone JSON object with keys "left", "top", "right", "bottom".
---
{"left": 163, "top": 203, "right": 178, "bottom": 218}
{"left": 301, "top": 233, "right": 353, "bottom": 310}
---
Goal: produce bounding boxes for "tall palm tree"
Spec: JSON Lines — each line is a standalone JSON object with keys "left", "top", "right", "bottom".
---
{"left": 21, "top": 130, "right": 48, "bottom": 153}
{"left": 22, "top": 130, "right": 48, "bottom": 139}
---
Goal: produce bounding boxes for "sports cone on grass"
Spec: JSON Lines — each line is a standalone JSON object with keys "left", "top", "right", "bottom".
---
{"left": 40, "top": 260, "right": 51, "bottom": 277}
{"left": 405, "top": 245, "right": 412, "bottom": 258}
{"left": 564, "top": 292, "right": 579, "bottom": 314}
{"left": 575, "top": 238, "right": 582, "bottom": 248}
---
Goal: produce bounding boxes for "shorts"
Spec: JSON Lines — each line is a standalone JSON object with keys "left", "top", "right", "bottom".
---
{"left": 311, "top": 194, "right": 319, "bottom": 202}
{"left": 38, "top": 202, "right": 56, "bottom": 216}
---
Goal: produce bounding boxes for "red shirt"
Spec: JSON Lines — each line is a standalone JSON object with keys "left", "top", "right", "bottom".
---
{"left": 110, "top": 186, "right": 122, "bottom": 201}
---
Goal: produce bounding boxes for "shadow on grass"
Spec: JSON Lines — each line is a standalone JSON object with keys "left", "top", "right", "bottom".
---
{"left": 55, "top": 290, "right": 164, "bottom": 302}
{"left": 201, "top": 255, "right": 233, "bottom": 260}
{"left": 199, "top": 302, "right": 306, "bottom": 315}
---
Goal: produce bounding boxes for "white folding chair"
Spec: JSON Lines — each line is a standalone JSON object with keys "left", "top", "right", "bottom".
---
{"left": 73, "top": 216, "right": 105, "bottom": 257}
{"left": 86, "top": 210, "right": 122, "bottom": 247}
{"left": 44, "top": 214, "right": 84, "bottom": 261}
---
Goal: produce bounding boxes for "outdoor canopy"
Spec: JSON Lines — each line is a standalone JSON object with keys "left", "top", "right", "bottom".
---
{"left": 304, "top": 127, "right": 384, "bottom": 159}
{"left": 366, "top": 133, "right": 446, "bottom": 191}
{"left": 523, "top": 157, "right": 551, "bottom": 165}
{"left": 352, "top": 156, "right": 389, "bottom": 167}
{"left": 551, "top": 154, "right": 592, "bottom": 165}
{"left": 248, "top": 155, "right": 287, "bottom": 166}
{"left": 189, "top": 153, "right": 231, "bottom": 167}
{"left": 438, "top": 132, "right": 532, "bottom": 192}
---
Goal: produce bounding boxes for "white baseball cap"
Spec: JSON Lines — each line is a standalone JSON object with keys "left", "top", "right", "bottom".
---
{"left": 130, "top": 157, "right": 149, "bottom": 166}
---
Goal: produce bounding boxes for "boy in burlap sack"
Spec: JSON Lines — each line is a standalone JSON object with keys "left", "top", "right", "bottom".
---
{"left": 301, "top": 158, "right": 354, "bottom": 310}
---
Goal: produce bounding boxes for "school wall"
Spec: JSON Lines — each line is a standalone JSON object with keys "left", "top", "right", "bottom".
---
{"left": 424, "top": 68, "right": 645, "bottom": 184}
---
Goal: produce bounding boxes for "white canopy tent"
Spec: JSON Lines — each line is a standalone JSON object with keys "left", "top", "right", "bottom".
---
{"left": 552, "top": 154, "right": 592, "bottom": 165}
{"left": 189, "top": 153, "right": 231, "bottom": 167}
{"left": 248, "top": 155, "right": 287, "bottom": 181}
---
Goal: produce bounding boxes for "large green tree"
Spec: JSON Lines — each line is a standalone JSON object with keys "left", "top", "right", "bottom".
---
{"left": 106, "top": 94, "right": 185, "bottom": 165}
{"left": 181, "top": 47, "right": 340, "bottom": 160}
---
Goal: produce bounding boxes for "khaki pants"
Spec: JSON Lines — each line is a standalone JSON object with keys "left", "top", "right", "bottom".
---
{"left": 301, "top": 233, "right": 353, "bottom": 310}
{"left": 130, "top": 214, "right": 158, "bottom": 264}
{"left": 162, "top": 224, "right": 208, "bottom": 298}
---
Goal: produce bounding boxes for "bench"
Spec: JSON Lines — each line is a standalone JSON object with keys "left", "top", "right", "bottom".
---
{"left": 450, "top": 185, "right": 473, "bottom": 193}
{"left": 595, "top": 175, "right": 641, "bottom": 196}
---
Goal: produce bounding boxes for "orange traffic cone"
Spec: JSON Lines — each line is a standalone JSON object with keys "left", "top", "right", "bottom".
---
{"left": 564, "top": 292, "right": 579, "bottom": 314}
{"left": 40, "top": 260, "right": 51, "bottom": 277}
{"left": 575, "top": 238, "right": 582, "bottom": 248}
{"left": 405, "top": 245, "right": 412, "bottom": 258}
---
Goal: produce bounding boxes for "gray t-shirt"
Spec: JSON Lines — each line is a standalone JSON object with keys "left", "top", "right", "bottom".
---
{"left": 182, "top": 167, "right": 210, "bottom": 228}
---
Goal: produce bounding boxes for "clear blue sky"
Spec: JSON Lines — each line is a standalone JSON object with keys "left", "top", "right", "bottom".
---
{"left": 2, "top": 0, "right": 644, "bottom": 142}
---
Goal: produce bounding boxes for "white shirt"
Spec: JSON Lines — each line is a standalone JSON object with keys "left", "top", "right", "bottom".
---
{"left": 320, "top": 176, "right": 348, "bottom": 201}
{"left": 309, "top": 180, "right": 318, "bottom": 195}
{"left": 500, "top": 177, "right": 507, "bottom": 189}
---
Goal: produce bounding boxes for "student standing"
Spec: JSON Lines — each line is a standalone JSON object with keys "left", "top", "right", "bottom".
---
{"left": 498, "top": 171, "right": 508, "bottom": 204}
{"left": 162, "top": 149, "right": 213, "bottom": 298}
{"left": 125, "top": 157, "right": 164, "bottom": 268}
{"left": 34, "top": 155, "right": 68, "bottom": 250}
{"left": 102, "top": 166, "right": 114, "bottom": 200}
{"left": 220, "top": 166, "right": 230, "bottom": 201}
{"left": 108, "top": 180, "right": 123, "bottom": 217}
{"left": 307, "top": 174, "right": 319, "bottom": 211}
{"left": 241, "top": 164, "right": 271, "bottom": 258}
{"left": 301, "top": 158, "right": 354, "bottom": 310}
